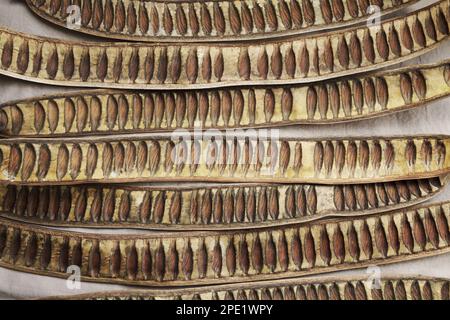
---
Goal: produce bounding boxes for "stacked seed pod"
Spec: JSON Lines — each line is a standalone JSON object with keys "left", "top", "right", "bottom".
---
{"left": 0, "top": 0, "right": 449, "bottom": 300}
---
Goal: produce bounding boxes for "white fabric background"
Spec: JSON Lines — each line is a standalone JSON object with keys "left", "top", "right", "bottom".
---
{"left": 0, "top": 0, "right": 449, "bottom": 299}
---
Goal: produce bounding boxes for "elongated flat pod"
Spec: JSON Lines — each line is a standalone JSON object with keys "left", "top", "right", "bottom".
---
{"left": 2, "top": 60, "right": 450, "bottom": 137}
{"left": 0, "top": 136, "right": 449, "bottom": 185}
{"left": 0, "top": 177, "right": 444, "bottom": 230}
{"left": 0, "top": 201, "right": 450, "bottom": 286}
{"left": 1, "top": 1, "right": 449, "bottom": 89}
{"left": 25, "top": 0, "right": 419, "bottom": 43}
{"left": 43, "top": 276, "right": 450, "bottom": 300}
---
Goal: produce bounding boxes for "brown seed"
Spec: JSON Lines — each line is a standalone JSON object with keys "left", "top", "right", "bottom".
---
{"left": 349, "top": 32, "right": 362, "bottom": 67}
{"left": 319, "top": 226, "right": 332, "bottom": 265}
{"left": 184, "top": 49, "right": 198, "bottom": 84}
{"left": 264, "top": 90, "right": 275, "bottom": 122}
{"left": 265, "top": 1, "right": 278, "bottom": 31}
{"left": 323, "top": 141, "right": 334, "bottom": 175}
{"left": 257, "top": 49, "right": 268, "bottom": 79}
{"left": 376, "top": 29, "right": 389, "bottom": 61}
{"left": 94, "top": 49, "right": 108, "bottom": 81}
{"left": 425, "top": 12, "right": 437, "bottom": 41}
{"left": 86, "top": 144, "right": 98, "bottom": 178}
{"left": 102, "top": 0, "right": 114, "bottom": 31}
{"left": 1, "top": 37, "right": 13, "bottom": 69}
{"left": 162, "top": 4, "right": 173, "bottom": 35}
{"left": 174, "top": 4, "right": 187, "bottom": 35}
{"left": 8, "top": 144, "right": 22, "bottom": 177}
{"left": 265, "top": 232, "right": 277, "bottom": 272}
{"left": 423, "top": 208, "right": 439, "bottom": 248}
{"left": 73, "top": 188, "right": 87, "bottom": 222}
{"left": 421, "top": 139, "right": 432, "bottom": 168}
{"left": 384, "top": 141, "right": 395, "bottom": 171}
{"left": 88, "top": 241, "right": 101, "bottom": 277}
{"left": 401, "top": 214, "right": 414, "bottom": 252}
{"left": 404, "top": 139, "right": 416, "bottom": 168}
{"left": 332, "top": 0, "right": 345, "bottom": 21}
{"left": 227, "top": 2, "right": 241, "bottom": 34}
{"left": 346, "top": 141, "right": 357, "bottom": 175}
{"left": 314, "top": 142, "right": 324, "bottom": 175}
{"left": 210, "top": 51, "right": 223, "bottom": 82}
{"left": 124, "top": 242, "right": 138, "bottom": 280}
{"left": 225, "top": 238, "right": 236, "bottom": 275}
{"left": 181, "top": 240, "right": 193, "bottom": 280}
{"left": 62, "top": 99, "right": 76, "bottom": 133}
{"left": 412, "top": 71, "right": 427, "bottom": 100}
{"left": 197, "top": 239, "right": 214, "bottom": 278}
{"left": 78, "top": 48, "right": 91, "bottom": 82}
{"left": 304, "top": 228, "right": 316, "bottom": 266}
{"left": 375, "top": 77, "right": 388, "bottom": 109}
{"left": 17, "top": 40, "right": 29, "bottom": 74}
{"left": 333, "top": 225, "right": 345, "bottom": 263}
{"left": 46, "top": 46, "right": 59, "bottom": 80}
{"left": 388, "top": 24, "right": 401, "bottom": 57}
{"left": 320, "top": 0, "right": 333, "bottom": 23}
{"left": 400, "top": 73, "right": 413, "bottom": 104}
{"left": 401, "top": 21, "right": 414, "bottom": 51}
{"left": 253, "top": 2, "right": 265, "bottom": 31}
{"left": 32, "top": 102, "right": 45, "bottom": 134}
{"left": 147, "top": 4, "right": 159, "bottom": 34}
{"left": 156, "top": 48, "right": 168, "bottom": 83}
{"left": 360, "top": 221, "right": 373, "bottom": 259}
{"left": 290, "top": 0, "right": 303, "bottom": 27}
{"left": 125, "top": 48, "right": 139, "bottom": 82}
{"left": 291, "top": 230, "right": 302, "bottom": 269}
{"left": 296, "top": 187, "right": 307, "bottom": 217}
{"left": 302, "top": 0, "right": 315, "bottom": 25}
{"left": 213, "top": 3, "right": 226, "bottom": 35}
{"left": 317, "top": 85, "right": 329, "bottom": 120}
{"left": 80, "top": 0, "right": 93, "bottom": 27}
{"left": 110, "top": 242, "right": 121, "bottom": 277}
{"left": 363, "top": 29, "right": 375, "bottom": 63}
{"left": 410, "top": 280, "right": 422, "bottom": 300}
{"left": 413, "top": 212, "right": 426, "bottom": 250}
{"left": 56, "top": 144, "right": 69, "bottom": 180}
{"left": 347, "top": 223, "right": 360, "bottom": 261}
{"left": 47, "top": 100, "right": 59, "bottom": 133}
{"left": 167, "top": 240, "right": 179, "bottom": 280}
{"left": 170, "top": 47, "right": 182, "bottom": 83}
{"left": 412, "top": 18, "right": 426, "bottom": 48}
{"left": 278, "top": 141, "right": 290, "bottom": 175}
{"left": 436, "top": 206, "right": 450, "bottom": 244}
{"left": 323, "top": 38, "right": 334, "bottom": 72}
{"left": 239, "top": 2, "right": 252, "bottom": 33}
{"left": 374, "top": 219, "right": 388, "bottom": 257}
{"left": 238, "top": 48, "right": 251, "bottom": 80}
{"left": 344, "top": 185, "right": 356, "bottom": 210}
{"left": 102, "top": 143, "right": 114, "bottom": 177}
{"left": 138, "top": 4, "right": 149, "bottom": 34}
{"left": 32, "top": 43, "right": 43, "bottom": 76}
{"left": 333, "top": 186, "right": 345, "bottom": 211}
{"left": 37, "top": 145, "right": 50, "bottom": 180}
{"left": 436, "top": 7, "right": 449, "bottom": 35}
{"left": 200, "top": 3, "right": 212, "bottom": 35}
{"left": 271, "top": 45, "right": 283, "bottom": 79}
{"left": 239, "top": 236, "right": 250, "bottom": 274}
{"left": 141, "top": 49, "right": 154, "bottom": 83}
{"left": 21, "top": 143, "right": 36, "bottom": 181}
{"left": 337, "top": 36, "right": 349, "bottom": 69}
{"left": 306, "top": 86, "right": 317, "bottom": 119}
{"left": 155, "top": 240, "right": 165, "bottom": 281}
{"left": 283, "top": 46, "right": 296, "bottom": 79}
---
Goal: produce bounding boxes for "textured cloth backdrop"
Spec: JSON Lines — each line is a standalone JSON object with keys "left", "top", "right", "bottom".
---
{"left": 0, "top": 0, "right": 449, "bottom": 299}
